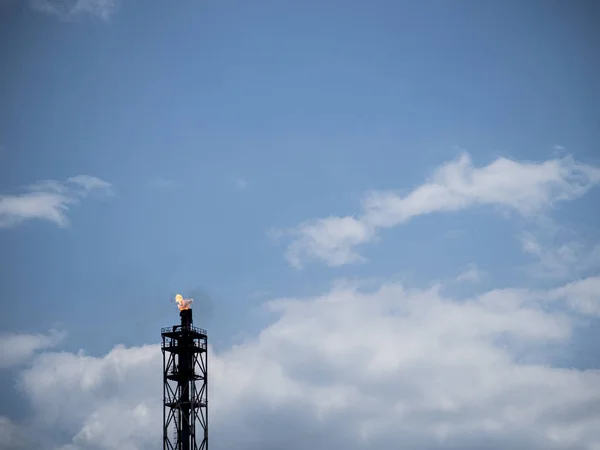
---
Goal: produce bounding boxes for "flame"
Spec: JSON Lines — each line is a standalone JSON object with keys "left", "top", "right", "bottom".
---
{"left": 175, "top": 293, "right": 193, "bottom": 311}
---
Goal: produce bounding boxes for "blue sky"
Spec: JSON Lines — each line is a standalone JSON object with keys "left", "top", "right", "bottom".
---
{"left": 0, "top": 1, "right": 599, "bottom": 449}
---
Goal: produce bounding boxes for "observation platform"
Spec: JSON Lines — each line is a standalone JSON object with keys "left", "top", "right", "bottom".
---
{"left": 161, "top": 325, "right": 207, "bottom": 337}
{"left": 161, "top": 325, "right": 207, "bottom": 354}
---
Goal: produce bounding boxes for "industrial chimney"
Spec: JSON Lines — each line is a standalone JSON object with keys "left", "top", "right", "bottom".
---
{"left": 161, "top": 297, "right": 208, "bottom": 450}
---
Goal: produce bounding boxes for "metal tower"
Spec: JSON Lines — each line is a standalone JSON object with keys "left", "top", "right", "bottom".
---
{"left": 162, "top": 307, "right": 208, "bottom": 450}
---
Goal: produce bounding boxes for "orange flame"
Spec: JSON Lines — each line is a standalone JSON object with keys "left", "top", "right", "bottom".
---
{"left": 175, "top": 294, "right": 193, "bottom": 311}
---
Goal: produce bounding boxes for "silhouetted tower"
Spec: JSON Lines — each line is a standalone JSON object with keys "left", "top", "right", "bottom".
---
{"left": 162, "top": 306, "right": 208, "bottom": 450}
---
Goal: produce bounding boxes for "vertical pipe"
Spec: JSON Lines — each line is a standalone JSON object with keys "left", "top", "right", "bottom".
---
{"left": 180, "top": 348, "right": 190, "bottom": 450}
{"left": 179, "top": 310, "right": 193, "bottom": 450}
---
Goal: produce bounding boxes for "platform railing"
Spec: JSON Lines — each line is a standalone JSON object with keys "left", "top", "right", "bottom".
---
{"left": 161, "top": 325, "right": 207, "bottom": 336}
{"left": 161, "top": 340, "right": 207, "bottom": 350}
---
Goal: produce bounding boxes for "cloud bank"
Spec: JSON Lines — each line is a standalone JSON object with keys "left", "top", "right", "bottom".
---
{"left": 0, "top": 175, "right": 112, "bottom": 229}
{"left": 282, "top": 153, "right": 600, "bottom": 268}
{"left": 0, "top": 330, "right": 66, "bottom": 369}
{"left": 3, "top": 276, "right": 600, "bottom": 449}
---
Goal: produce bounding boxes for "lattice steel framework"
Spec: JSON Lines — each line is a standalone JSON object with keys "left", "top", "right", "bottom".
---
{"left": 161, "top": 309, "right": 208, "bottom": 450}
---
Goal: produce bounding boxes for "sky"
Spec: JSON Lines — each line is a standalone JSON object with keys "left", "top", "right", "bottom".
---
{"left": 0, "top": 0, "right": 599, "bottom": 449}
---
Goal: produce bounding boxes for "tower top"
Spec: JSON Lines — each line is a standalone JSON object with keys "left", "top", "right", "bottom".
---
{"left": 180, "top": 308, "right": 193, "bottom": 327}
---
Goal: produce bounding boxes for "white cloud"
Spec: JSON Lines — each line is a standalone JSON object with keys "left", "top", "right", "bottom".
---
{"left": 455, "top": 264, "right": 482, "bottom": 283}
{"left": 30, "top": 0, "right": 119, "bottom": 20}
{"left": 281, "top": 152, "right": 600, "bottom": 268}
{"left": 0, "top": 330, "right": 66, "bottom": 369}
{"left": 549, "top": 277, "right": 600, "bottom": 316}
{"left": 519, "top": 219, "right": 600, "bottom": 280}
{"left": 0, "top": 175, "right": 112, "bottom": 229}
{"left": 5, "top": 276, "right": 600, "bottom": 450}
{"left": 67, "top": 175, "right": 113, "bottom": 196}
{"left": 0, "top": 191, "right": 74, "bottom": 228}
{"left": 286, "top": 216, "right": 373, "bottom": 268}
